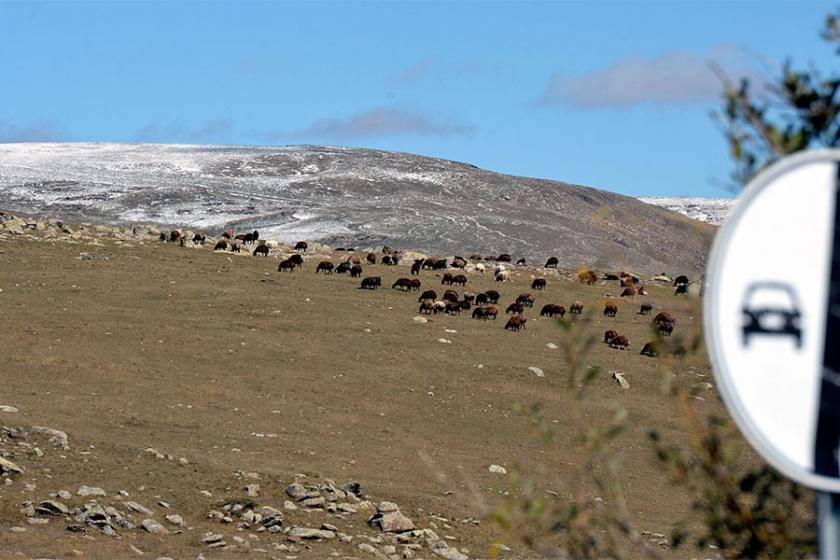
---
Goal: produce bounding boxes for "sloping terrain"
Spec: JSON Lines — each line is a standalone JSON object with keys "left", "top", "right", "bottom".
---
{"left": 0, "top": 143, "right": 714, "bottom": 275}
{"left": 0, "top": 215, "right": 735, "bottom": 559}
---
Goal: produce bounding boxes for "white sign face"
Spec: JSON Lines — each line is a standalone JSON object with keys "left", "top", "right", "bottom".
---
{"left": 705, "top": 150, "right": 840, "bottom": 492}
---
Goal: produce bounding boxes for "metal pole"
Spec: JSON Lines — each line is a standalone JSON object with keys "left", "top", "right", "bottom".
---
{"left": 818, "top": 491, "right": 840, "bottom": 559}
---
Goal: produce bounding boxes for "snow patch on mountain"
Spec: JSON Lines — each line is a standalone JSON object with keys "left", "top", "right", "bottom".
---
{"left": 638, "top": 196, "right": 735, "bottom": 225}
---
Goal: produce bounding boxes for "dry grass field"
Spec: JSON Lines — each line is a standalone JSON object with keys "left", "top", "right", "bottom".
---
{"left": 0, "top": 224, "right": 751, "bottom": 559}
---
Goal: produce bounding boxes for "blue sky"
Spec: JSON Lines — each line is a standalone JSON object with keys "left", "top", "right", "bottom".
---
{"left": 0, "top": 1, "right": 834, "bottom": 197}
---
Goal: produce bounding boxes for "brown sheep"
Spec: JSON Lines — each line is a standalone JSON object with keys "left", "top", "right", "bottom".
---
{"left": 506, "top": 303, "right": 525, "bottom": 315}
{"left": 603, "top": 301, "right": 618, "bottom": 317}
{"left": 471, "top": 307, "right": 486, "bottom": 320}
{"left": 516, "top": 293, "right": 535, "bottom": 307}
{"left": 408, "top": 279, "right": 421, "bottom": 291}
{"left": 620, "top": 286, "right": 636, "bottom": 297}
{"left": 289, "top": 254, "right": 304, "bottom": 265}
{"left": 452, "top": 256, "right": 467, "bottom": 269}
{"left": 418, "top": 290, "right": 437, "bottom": 302}
{"left": 497, "top": 253, "right": 512, "bottom": 263}
{"left": 452, "top": 274, "right": 468, "bottom": 286}
{"left": 350, "top": 264, "right": 363, "bottom": 278}
{"left": 485, "top": 290, "right": 501, "bottom": 304}
{"left": 441, "top": 272, "right": 454, "bottom": 285}
{"left": 658, "top": 320, "right": 674, "bottom": 337}
{"left": 505, "top": 316, "right": 527, "bottom": 331}
{"left": 392, "top": 278, "right": 412, "bottom": 291}
{"left": 483, "top": 306, "right": 499, "bottom": 320}
{"left": 609, "top": 335, "right": 630, "bottom": 349}
{"left": 544, "top": 257, "right": 559, "bottom": 268}
{"left": 654, "top": 312, "right": 676, "bottom": 325}
{"left": 531, "top": 278, "right": 547, "bottom": 290}
{"left": 230, "top": 243, "right": 241, "bottom": 253}
{"left": 360, "top": 276, "right": 381, "bottom": 290}
{"left": 252, "top": 244, "right": 269, "bottom": 257}
{"left": 569, "top": 301, "right": 584, "bottom": 314}
{"left": 639, "top": 302, "right": 653, "bottom": 315}
{"left": 316, "top": 261, "right": 334, "bottom": 274}
{"left": 214, "top": 240, "right": 227, "bottom": 251}
{"left": 640, "top": 341, "right": 662, "bottom": 357}
{"left": 419, "top": 301, "right": 435, "bottom": 314}
{"left": 411, "top": 260, "right": 422, "bottom": 275}
{"left": 294, "top": 241, "right": 308, "bottom": 252}
{"left": 540, "top": 304, "right": 566, "bottom": 317}
{"left": 366, "top": 253, "right": 377, "bottom": 265}
{"left": 578, "top": 269, "right": 598, "bottom": 285}
{"left": 604, "top": 329, "right": 619, "bottom": 344}
{"left": 442, "top": 290, "right": 459, "bottom": 303}
{"left": 445, "top": 301, "right": 462, "bottom": 315}
{"left": 278, "top": 258, "right": 296, "bottom": 272}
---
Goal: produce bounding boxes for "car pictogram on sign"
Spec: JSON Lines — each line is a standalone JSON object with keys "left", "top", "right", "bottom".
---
{"left": 741, "top": 281, "right": 803, "bottom": 349}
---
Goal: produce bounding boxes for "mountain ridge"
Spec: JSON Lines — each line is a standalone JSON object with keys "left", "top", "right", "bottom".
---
{"left": 0, "top": 142, "right": 715, "bottom": 274}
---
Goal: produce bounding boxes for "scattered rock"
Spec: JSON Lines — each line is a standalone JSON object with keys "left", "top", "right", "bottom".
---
{"left": 0, "top": 405, "right": 18, "bottom": 413}
{"left": 545, "top": 342, "right": 558, "bottom": 350}
{"left": 612, "top": 371, "right": 630, "bottom": 389}
{"left": 31, "top": 426, "right": 69, "bottom": 450}
{"left": 244, "top": 483, "right": 260, "bottom": 497}
{"left": 77, "top": 485, "right": 106, "bottom": 497}
{"left": 36, "top": 500, "right": 69, "bottom": 516}
{"left": 141, "top": 518, "right": 169, "bottom": 535}
{"left": 369, "top": 502, "right": 414, "bottom": 533}
{"left": 528, "top": 366, "right": 544, "bottom": 377}
{"left": 287, "top": 526, "right": 336, "bottom": 541}
{"left": 488, "top": 464, "right": 507, "bottom": 475}
{"left": 165, "top": 514, "right": 184, "bottom": 526}
{"left": 126, "top": 501, "right": 153, "bottom": 516}
{"left": 0, "top": 456, "right": 23, "bottom": 475}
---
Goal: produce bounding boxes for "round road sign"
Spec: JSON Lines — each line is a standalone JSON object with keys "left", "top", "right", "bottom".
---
{"left": 705, "top": 149, "right": 840, "bottom": 492}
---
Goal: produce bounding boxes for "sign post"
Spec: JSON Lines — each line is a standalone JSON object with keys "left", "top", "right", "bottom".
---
{"left": 705, "top": 150, "right": 840, "bottom": 558}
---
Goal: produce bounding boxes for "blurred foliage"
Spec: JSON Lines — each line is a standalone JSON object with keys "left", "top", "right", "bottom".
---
{"left": 490, "top": 299, "right": 815, "bottom": 559}
{"left": 715, "top": 11, "right": 840, "bottom": 187}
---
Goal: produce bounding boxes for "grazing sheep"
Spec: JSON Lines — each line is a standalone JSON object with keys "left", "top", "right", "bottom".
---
{"left": 472, "top": 307, "right": 486, "bottom": 320}
{"left": 214, "top": 240, "right": 227, "bottom": 251}
{"left": 441, "top": 273, "right": 454, "bottom": 285}
{"left": 620, "top": 286, "right": 636, "bottom": 297}
{"left": 463, "top": 292, "right": 476, "bottom": 304}
{"left": 485, "top": 290, "right": 501, "bottom": 304}
{"left": 316, "top": 261, "right": 334, "bottom": 274}
{"left": 159, "top": 232, "right": 167, "bottom": 241}
{"left": 658, "top": 320, "right": 674, "bottom": 336}
{"left": 411, "top": 260, "right": 422, "bottom": 275}
{"left": 540, "top": 304, "right": 566, "bottom": 317}
{"left": 433, "top": 259, "right": 448, "bottom": 270}
{"left": 494, "top": 264, "right": 506, "bottom": 275}
{"left": 570, "top": 301, "right": 584, "bottom": 314}
{"left": 483, "top": 306, "right": 499, "bottom": 320}
{"left": 421, "top": 258, "right": 437, "bottom": 270}
{"left": 231, "top": 243, "right": 241, "bottom": 253}
{"left": 675, "top": 284, "right": 689, "bottom": 295}
{"left": 469, "top": 254, "right": 483, "bottom": 262}
{"left": 497, "top": 253, "right": 512, "bottom": 263}
{"left": 336, "top": 262, "right": 352, "bottom": 274}
{"left": 475, "top": 293, "right": 490, "bottom": 306}
{"left": 506, "top": 303, "right": 525, "bottom": 315}
{"left": 640, "top": 341, "right": 661, "bottom": 357}
{"left": 360, "top": 276, "right": 381, "bottom": 290}
{"left": 192, "top": 233, "right": 206, "bottom": 245}
{"left": 516, "top": 258, "right": 527, "bottom": 266}
{"left": 445, "top": 301, "right": 462, "bottom": 315}
{"left": 289, "top": 254, "right": 304, "bottom": 266}
{"left": 408, "top": 279, "right": 421, "bottom": 291}
{"left": 278, "top": 258, "right": 296, "bottom": 272}
{"left": 604, "top": 329, "right": 619, "bottom": 344}
{"left": 475, "top": 263, "right": 486, "bottom": 273}
{"left": 442, "top": 290, "right": 459, "bottom": 303}
{"left": 604, "top": 302, "right": 618, "bottom": 317}
{"left": 253, "top": 244, "right": 269, "bottom": 257}
{"left": 392, "top": 278, "right": 413, "bottom": 291}
{"left": 366, "top": 253, "right": 377, "bottom": 265}
{"left": 609, "top": 335, "right": 630, "bottom": 350}
{"left": 350, "top": 265, "right": 363, "bottom": 278}
{"left": 495, "top": 270, "right": 511, "bottom": 282}
{"left": 433, "top": 300, "right": 447, "bottom": 314}
{"left": 531, "top": 278, "right": 547, "bottom": 290}
{"left": 419, "top": 290, "right": 437, "bottom": 302}
{"left": 505, "top": 316, "right": 527, "bottom": 331}
{"left": 603, "top": 273, "right": 620, "bottom": 281}
{"left": 452, "top": 256, "right": 467, "bottom": 269}
{"left": 295, "top": 241, "right": 308, "bottom": 252}
{"left": 654, "top": 312, "right": 676, "bottom": 325}
{"left": 516, "top": 293, "right": 535, "bottom": 308}
{"left": 639, "top": 302, "right": 653, "bottom": 315}
{"left": 674, "top": 275, "right": 689, "bottom": 287}
{"left": 544, "top": 257, "right": 559, "bottom": 268}
{"left": 419, "top": 302, "right": 435, "bottom": 314}
{"left": 169, "top": 230, "right": 183, "bottom": 242}
{"left": 452, "top": 274, "right": 467, "bottom": 286}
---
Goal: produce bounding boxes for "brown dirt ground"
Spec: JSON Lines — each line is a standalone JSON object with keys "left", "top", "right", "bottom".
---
{"left": 0, "top": 232, "right": 759, "bottom": 559}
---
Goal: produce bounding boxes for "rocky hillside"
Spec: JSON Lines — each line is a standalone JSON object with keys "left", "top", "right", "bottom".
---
{"left": 0, "top": 143, "right": 714, "bottom": 274}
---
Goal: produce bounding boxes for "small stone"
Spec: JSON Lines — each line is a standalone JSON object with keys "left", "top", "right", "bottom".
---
{"left": 126, "top": 501, "right": 153, "bottom": 516}
{"left": 9, "top": 526, "right": 25, "bottom": 533}
{"left": 287, "top": 527, "right": 336, "bottom": 540}
{"left": 488, "top": 464, "right": 507, "bottom": 474}
{"left": 0, "top": 405, "right": 18, "bottom": 413}
{"left": 412, "top": 316, "right": 428, "bottom": 324}
{"left": 0, "top": 457, "right": 23, "bottom": 475}
{"left": 528, "top": 366, "right": 544, "bottom": 377}
{"left": 202, "top": 532, "right": 224, "bottom": 544}
{"left": 612, "top": 371, "right": 630, "bottom": 389}
{"left": 31, "top": 426, "right": 69, "bottom": 450}
{"left": 165, "top": 514, "right": 184, "bottom": 526}
{"left": 129, "top": 544, "right": 144, "bottom": 555}
{"left": 300, "top": 495, "right": 326, "bottom": 508}
{"left": 36, "top": 500, "right": 69, "bottom": 516}
{"left": 200, "top": 490, "right": 213, "bottom": 497}
{"left": 437, "top": 338, "right": 452, "bottom": 344}
{"left": 244, "top": 483, "right": 260, "bottom": 497}
{"left": 77, "top": 485, "right": 107, "bottom": 497}
{"left": 57, "top": 490, "right": 72, "bottom": 500}
{"left": 141, "top": 518, "right": 169, "bottom": 535}
{"left": 285, "top": 483, "right": 307, "bottom": 500}
{"left": 545, "top": 343, "right": 558, "bottom": 350}
{"left": 283, "top": 500, "right": 298, "bottom": 511}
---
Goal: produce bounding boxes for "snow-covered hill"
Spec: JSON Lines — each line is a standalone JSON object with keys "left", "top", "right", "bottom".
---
{"left": 638, "top": 197, "right": 735, "bottom": 226}
{"left": 0, "top": 142, "right": 715, "bottom": 274}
